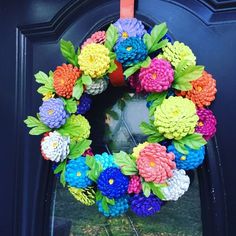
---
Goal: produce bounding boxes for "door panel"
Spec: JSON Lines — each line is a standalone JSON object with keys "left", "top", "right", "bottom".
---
{"left": 1, "top": 0, "right": 236, "bottom": 235}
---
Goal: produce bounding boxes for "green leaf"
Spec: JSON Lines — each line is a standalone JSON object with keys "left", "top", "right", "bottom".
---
{"left": 143, "top": 33, "right": 153, "bottom": 51}
{"left": 108, "top": 60, "right": 117, "bottom": 73}
{"left": 148, "top": 91, "right": 167, "bottom": 117}
{"left": 139, "top": 122, "right": 156, "bottom": 135}
{"left": 60, "top": 39, "right": 78, "bottom": 66}
{"left": 142, "top": 181, "right": 151, "bottom": 197}
{"left": 147, "top": 133, "right": 165, "bottom": 143}
{"left": 101, "top": 197, "right": 109, "bottom": 213}
{"left": 60, "top": 167, "right": 66, "bottom": 187}
{"left": 117, "top": 99, "right": 126, "bottom": 111}
{"left": 72, "top": 82, "right": 83, "bottom": 100}
{"left": 104, "top": 24, "right": 118, "bottom": 51}
{"left": 86, "top": 156, "right": 103, "bottom": 182}
{"left": 105, "top": 197, "right": 115, "bottom": 205}
{"left": 172, "top": 81, "right": 193, "bottom": 91}
{"left": 151, "top": 39, "right": 168, "bottom": 52}
{"left": 34, "top": 71, "right": 49, "bottom": 84}
{"left": 37, "top": 84, "right": 54, "bottom": 95}
{"left": 173, "top": 140, "right": 189, "bottom": 155}
{"left": 64, "top": 98, "right": 77, "bottom": 114}
{"left": 141, "top": 56, "right": 151, "bottom": 68}
{"left": 150, "top": 183, "right": 165, "bottom": 200}
{"left": 68, "top": 139, "right": 92, "bottom": 159}
{"left": 24, "top": 116, "right": 51, "bottom": 135}
{"left": 95, "top": 190, "right": 103, "bottom": 201}
{"left": 106, "top": 110, "right": 119, "bottom": 120}
{"left": 81, "top": 75, "right": 92, "bottom": 86}
{"left": 113, "top": 151, "right": 137, "bottom": 176}
{"left": 123, "top": 63, "right": 142, "bottom": 78}
{"left": 179, "top": 133, "right": 207, "bottom": 150}
{"left": 109, "top": 52, "right": 116, "bottom": 60}
{"left": 86, "top": 155, "right": 95, "bottom": 169}
{"left": 54, "top": 160, "right": 66, "bottom": 174}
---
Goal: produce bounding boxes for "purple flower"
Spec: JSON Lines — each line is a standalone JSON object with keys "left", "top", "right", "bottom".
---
{"left": 114, "top": 18, "right": 146, "bottom": 45}
{"left": 196, "top": 108, "right": 217, "bottom": 140}
{"left": 39, "top": 98, "right": 67, "bottom": 129}
{"left": 76, "top": 94, "right": 92, "bottom": 115}
{"left": 131, "top": 193, "right": 163, "bottom": 217}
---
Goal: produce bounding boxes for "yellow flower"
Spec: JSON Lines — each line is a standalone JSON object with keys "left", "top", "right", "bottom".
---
{"left": 42, "top": 92, "right": 55, "bottom": 101}
{"left": 132, "top": 142, "right": 149, "bottom": 159}
{"left": 68, "top": 187, "right": 95, "bottom": 206}
{"left": 158, "top": 41, "right": 196, "bottom": 69}
{"left": 78, "top": 43, "right": 110, "bottom": 79}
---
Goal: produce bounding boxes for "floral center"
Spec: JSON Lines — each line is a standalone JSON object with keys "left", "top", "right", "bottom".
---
{"left": 198, "top": 121, "right": 204, "bottom": 127}
{"left": 48, "top": 109, "right": 54, "bottom": 115}
{"left": 152, "top": 73, "right": 157, "bottom": 79}
{"left": 196, "top": 86, "right": 202, "bottom": 92}
{"left": 89, "top": 55, "right": 95, "bottom": 63}
{"left": 126, "top": 46, "right": 132, "bottom": 51}
{"left": 122, "top": 31, "right": 129, "bottom": 38}
{"left": 77, "top": 172, "right": 81, "bottom": 177}
{"left": 109, "top": 179, "right": 114, "bottom": 185}
{"left": 180, "top": 156, "right": 186, "bottom": 161}
{"left": 171, "top": 108, "right": 180, "bottom": 116}
{"left": 149, "top": 161, "right": 156, "bottom": 167}
{"left": 51, "top": 141, "right": 58, "bottom": 148}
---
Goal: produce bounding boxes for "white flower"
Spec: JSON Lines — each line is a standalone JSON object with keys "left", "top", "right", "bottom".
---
{"left": 161, "top": 169, "right": 190, "bottom": 201}
{"left": 41, "top": 131, "right": 70, "bottom": 162}
{"left": 85, "top": 78, "right": 108, "bottom": 95}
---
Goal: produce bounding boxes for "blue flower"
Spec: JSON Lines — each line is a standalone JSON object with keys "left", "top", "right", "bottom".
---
{"left": 130, "top": 193, "right": 162, "bottom": 217}
{"left": 65, "top": 156, "right": 92, "bottom": 188}
{"left": 167, "top": 144, "right": 205, "bottom": 170}
{"left": 97, "top": 196, "right": 129, "bottom": 217}
{"left": 39, "top": 98, "right": 67, "bottom": 129}
{"left": 97, "top": 167, "right": 129, "bottom": 199}
{"left": 115, "top": 37, "right": 148, "bottom": 67}
{"left": 76, "top": 94, "right": 92, "bottom": 115}
{"left": 95, "top": 152, "right": 117, "bottom": 170}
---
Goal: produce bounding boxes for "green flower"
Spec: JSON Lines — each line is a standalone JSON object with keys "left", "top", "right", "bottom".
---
{"left": 158, "top": 41, "right": 196, "bottom": 68}
{"left": 67, "top": 114, "right": 90, "bottom": 141}
{"left": 154, "top": 97, "right": 198, "bottom": 140}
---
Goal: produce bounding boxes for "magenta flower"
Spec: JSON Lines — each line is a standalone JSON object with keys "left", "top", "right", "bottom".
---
{"left": 196, "top": 108, "right": 217, "bottom": 140}
{"left": 139, "top": 58, "right": 174, "bottom": 93}
{"left": 128, "top": 175, "right": 142, "bottom": 194}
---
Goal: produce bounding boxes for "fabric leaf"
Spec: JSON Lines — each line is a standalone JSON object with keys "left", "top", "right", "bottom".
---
{"left": 104, "top": 24, "right": 118, "bottom": 51}
{"left": 60, "top": 39, "right": 78, "bottom": 66}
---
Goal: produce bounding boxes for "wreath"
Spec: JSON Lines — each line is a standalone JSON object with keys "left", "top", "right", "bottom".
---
{"left": 24, "top": 17, "right": 217, "bottom": 218}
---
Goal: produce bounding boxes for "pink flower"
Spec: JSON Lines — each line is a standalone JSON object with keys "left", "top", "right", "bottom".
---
{"left": 196, "top": 108, "right": 217, "bottom": 140}
{"left": 128, "top": 175, "right": 142, "bottom": 194}
{"left": 137, "top": 143, "right": 176, "bottom": 183}
{"left": 81, "top": 31, "right": 106, "bottom": 49}
{"left": 139, "top": 58, "right": 174, "bottom": 93}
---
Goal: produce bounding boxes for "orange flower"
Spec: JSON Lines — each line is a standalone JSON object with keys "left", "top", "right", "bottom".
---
{"left": 53, "top": 64, "right": 81, "bottom": 98}
{"left": 176, "top": 71, "right": 216, "bottom": 108}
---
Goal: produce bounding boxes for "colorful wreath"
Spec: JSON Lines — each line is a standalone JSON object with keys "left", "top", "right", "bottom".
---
{"left": 24, "top": 17, "right": 217, "bottom": 218}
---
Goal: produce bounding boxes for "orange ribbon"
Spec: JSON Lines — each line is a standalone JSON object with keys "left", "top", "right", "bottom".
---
{"left": 120, "top": 0, "right": 134, "bottom": 18}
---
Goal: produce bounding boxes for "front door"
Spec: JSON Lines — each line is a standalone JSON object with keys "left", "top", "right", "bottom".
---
{"left": 2, "top": 0, "right": 236, "bottom": 235}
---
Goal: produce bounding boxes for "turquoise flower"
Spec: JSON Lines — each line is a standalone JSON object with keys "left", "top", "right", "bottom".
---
{"left": 65, "top": 156, "right": 92, "bottom": 188}
{"left": 115, "top": 37, "right": 148, "bottom": 67}
{"left": 94, "top": 152, "right": 117, "bottom": 170}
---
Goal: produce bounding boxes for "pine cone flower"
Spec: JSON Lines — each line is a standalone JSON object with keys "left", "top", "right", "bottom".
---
{"left": 129, "top": 73, "right": 144, "bottom": 93}
{"left": 76, "top": 94, "right": 92, "bottom": 115}
{"left": 115, "top": 37, "right": 148, "bottom": 67}
{"left": 94, "top": 152, "right": 117, "bottom": 170}
{"left": 132, "top": 142, "right": 149, "bottom": 159}
{"left": 161, "top": 169, "right": 190, "bottom": 201}
{"left": 65, "top": 156, "right": 92, "bottom": 188}
{"left": 97, "top": 196, "right": 129, "bottom": 217}
{"left": 137, "top": 143, "right": 176, "bottom": 183}
{"left": 85, "top": 78, "right": 108, "bottom": 95}
{"left": 158, "top": 41, "right": 196, "bottom": 68}
{"left": 66, "top": 114, "right": 91, "bottom": 141}
{"left": 39, "top": 98, "right": 67, "bottom": 129}
{"left": 128, "top": 175, "right": 142, "bottom": 194}
{"left": 97, "top": 167, "right": 129, "bottom": 199}
{"left": 114, "top": 18, "right": 146, "bottom": 45}
{"left": 176, "top": 71, "right": 217, "bottom": 108}
{"left": 196, "top": 108, "right": 217, "bottom": 140}
{"left": 139, "top": 58, "right": 174, "bottom": 93}
{"left": 41, "top": 131, "right": 70, "bottom": 162}
{"left": 53, "top": 64, "right": 81, "bottom": 98}
{"left": 78, "top": 43, "right": 110, "bottom": 79}
{"left": 81, "top": 31, "right": 106, "bottom": 49}
{"left": 154, "top": 96, "right": 198, "bottom": 140}
{"left": 131, "top": 193, "right": 162, "bottom": 217}
{"left": 167, "top": 144, "right": 205, "bottom": 170}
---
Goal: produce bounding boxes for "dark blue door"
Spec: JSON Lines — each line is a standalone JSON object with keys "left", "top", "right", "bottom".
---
{"left": 1, "top": 0, "right": 236, "bottom": 235}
